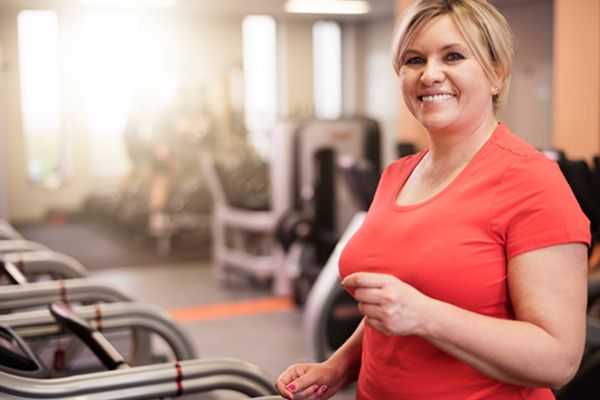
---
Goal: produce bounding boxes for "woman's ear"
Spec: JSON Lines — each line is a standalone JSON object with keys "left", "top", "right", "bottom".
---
{"left": 491, "top": 65, "right": 505, "bottom": 95}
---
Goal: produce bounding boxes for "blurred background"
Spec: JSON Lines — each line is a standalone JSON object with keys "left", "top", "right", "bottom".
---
{"left": 1, "top": 0, "right": 596, "bottom": 226}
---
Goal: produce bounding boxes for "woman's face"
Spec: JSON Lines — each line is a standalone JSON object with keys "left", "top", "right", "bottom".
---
{"left": 399, "top": 15, "right": 496, "bottom": 134}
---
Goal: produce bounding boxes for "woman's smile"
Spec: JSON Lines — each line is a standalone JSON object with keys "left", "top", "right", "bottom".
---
{"left": 418, "top": 93, "right": 457, "bottom": 104}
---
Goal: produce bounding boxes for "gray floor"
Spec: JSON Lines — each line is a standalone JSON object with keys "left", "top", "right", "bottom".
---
{"left": 92, "top": 261, "right": 357, "bottom": 399}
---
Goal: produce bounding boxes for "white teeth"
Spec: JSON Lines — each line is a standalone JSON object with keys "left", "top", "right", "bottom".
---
{"left": 421, "top": 94, "right": 454, "bottom": 103}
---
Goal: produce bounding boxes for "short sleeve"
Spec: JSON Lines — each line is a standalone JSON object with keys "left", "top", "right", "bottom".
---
{"left": 489, "top": 156, "right": 591, "bottom": 259}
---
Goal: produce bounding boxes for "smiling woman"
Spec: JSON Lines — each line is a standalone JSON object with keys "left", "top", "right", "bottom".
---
{"left": 275, "top": 1, "right": 591, "bottom": 400}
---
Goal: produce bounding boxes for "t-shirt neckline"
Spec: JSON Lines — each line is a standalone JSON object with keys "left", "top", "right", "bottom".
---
{"left": 390, "top": 123, "right": 504, "bottom": 211}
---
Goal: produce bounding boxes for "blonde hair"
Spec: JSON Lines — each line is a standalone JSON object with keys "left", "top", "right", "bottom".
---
{"left": 392, "top": 0, "right": 514, "bottom": 112}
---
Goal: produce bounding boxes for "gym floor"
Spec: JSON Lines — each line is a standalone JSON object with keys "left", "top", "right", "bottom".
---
{"left": 93, "top": 261, "right": 357, "bottom": 400}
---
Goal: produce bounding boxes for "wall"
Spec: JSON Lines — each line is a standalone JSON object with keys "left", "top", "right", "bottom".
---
{"left": 360, "top": 17, "right": 400, "bottom": 166}
{"left": 0, "top": 44, "right": 7, "bottom": 219}
{"left": 278, "top": 19, "right": 314, "bottom": 118}
{"left": 553, "top": 0, "right": 600, "bottom": 160}
{"left": 499, "top": 0, "right": 554, "bottom": 149}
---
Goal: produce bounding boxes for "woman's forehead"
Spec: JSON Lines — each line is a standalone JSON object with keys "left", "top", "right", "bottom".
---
{"left": 407, "top": 15, "right": 468, "bottom": 49}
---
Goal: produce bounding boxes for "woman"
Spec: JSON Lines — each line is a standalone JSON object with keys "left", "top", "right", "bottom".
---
{"left": 276, "top": 0, "right": 590, "bottom": 399}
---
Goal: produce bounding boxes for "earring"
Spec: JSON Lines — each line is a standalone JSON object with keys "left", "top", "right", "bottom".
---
{"left": 491, "top": 86, "right": 499, "bottom": 95}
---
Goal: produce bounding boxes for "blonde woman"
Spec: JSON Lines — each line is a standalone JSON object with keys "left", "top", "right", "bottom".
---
{"left": 276, "top": 1, "right": 590, "bottom": 399}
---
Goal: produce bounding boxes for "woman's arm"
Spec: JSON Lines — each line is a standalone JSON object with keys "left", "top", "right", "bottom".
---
{"left": 276, "top": 320, "right": 364, "bottom": 400}
{"left": 343, "top": 242, "right": 588, "bottom": 389}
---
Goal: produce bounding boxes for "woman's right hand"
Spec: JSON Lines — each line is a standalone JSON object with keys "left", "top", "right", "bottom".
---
{"left": 275, "top": 362, "right": 342, "bottom": 400}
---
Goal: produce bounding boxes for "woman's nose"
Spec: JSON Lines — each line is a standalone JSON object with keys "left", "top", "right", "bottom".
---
{"left": 419, "top": 61, "right": 445, "bottom": 86}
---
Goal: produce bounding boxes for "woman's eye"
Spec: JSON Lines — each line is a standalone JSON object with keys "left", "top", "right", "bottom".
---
{"left": 446, "top": 52, "right": 464, "bottom": 62}
{"left": 405, "top": 56, "right": 424, "bottom": 65}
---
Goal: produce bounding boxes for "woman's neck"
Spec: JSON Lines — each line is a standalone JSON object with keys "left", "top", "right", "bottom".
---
{"left": 424, "top": 115, "right": 499, "bottom": 171}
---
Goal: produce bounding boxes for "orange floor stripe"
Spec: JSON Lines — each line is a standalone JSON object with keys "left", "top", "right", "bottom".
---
{"left": 169, "top": 297, "right": 295, "bottom": 323}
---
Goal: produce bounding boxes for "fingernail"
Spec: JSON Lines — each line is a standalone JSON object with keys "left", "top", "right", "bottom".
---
{"left": 313, "top": 385, "right": 320, "bottom": 393}
{"left": 287, "top": 384, "right": 296, "bottom": 391}
{"left": 320, "top": 385, "right": 329, "bottom": 393}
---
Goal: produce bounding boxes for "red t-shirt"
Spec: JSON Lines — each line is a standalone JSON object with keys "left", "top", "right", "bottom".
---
{"left": 338, "top": 124, "right": 590, "bottom": 399}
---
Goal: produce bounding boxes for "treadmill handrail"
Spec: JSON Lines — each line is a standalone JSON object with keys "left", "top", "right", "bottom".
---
{"left": 0, "top": 278, "right": 131, "bottom": 312}
{"left": 0, "top": 357, "right": 276, "bottom": 399}
{"left": 0, "top": 240, "right": 49, "bottom": 254}
{"left": 0, "top": 301, "right": 198, "bottom": 361}
{"left": 1, "top": 250, "right": 88, "bottom": 281}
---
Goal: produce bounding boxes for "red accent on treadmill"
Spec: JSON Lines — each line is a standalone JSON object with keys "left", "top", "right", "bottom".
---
{"left": 175, "top": 361, "right": 183, "bottom": 396}
{"left": 53, "top": 348, "right": 65, "bottom": 372}
{"left": 95, "top": 304, "right": 103, "bottom": 332}
{"left": 58, "top": 279, "right": 68, "bottom": 303}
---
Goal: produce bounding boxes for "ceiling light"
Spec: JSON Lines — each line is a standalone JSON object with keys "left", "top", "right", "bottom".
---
{"left": 80, "top": 0, "right": 177, "bottom": 7}
{"left": 284, "top": 0, "right": 371, "bottom": 15}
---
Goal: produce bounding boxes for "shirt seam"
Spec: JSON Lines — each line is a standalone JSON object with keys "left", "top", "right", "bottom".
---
{"left": 486, "top": 153, "right": 524, "bottom": 248}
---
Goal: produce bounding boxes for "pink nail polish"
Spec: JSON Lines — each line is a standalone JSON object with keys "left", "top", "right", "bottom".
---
{"left": 287, "top": 384, "right": 296, "bottom": 391}
{"left": 321, "top": 385, "right": 329, "bottom": 393}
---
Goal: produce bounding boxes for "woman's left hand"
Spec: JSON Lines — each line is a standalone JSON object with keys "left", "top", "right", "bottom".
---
{"left": 342, "top": 272, "right": 432, "bottom": 337}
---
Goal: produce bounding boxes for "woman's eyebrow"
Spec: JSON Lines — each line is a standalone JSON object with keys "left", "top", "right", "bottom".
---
{"left": 441, "top": 43, "right": 467, "bottom": 51}
{"left": 403, "top": 48, "right": 423, "bottom": 56}
{"left": 405, "top": 43, "right": 468, "bottom": 55}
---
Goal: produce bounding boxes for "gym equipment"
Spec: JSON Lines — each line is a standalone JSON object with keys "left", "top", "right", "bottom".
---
{"left": 0, "top": 239, "right": 49, "bottom": 254}
{"left": 275, "top": 118, "right": 382, "bottom": 304}
{"left": 252, "top": 397, "right": 284, "bottom": 400}
{"left": 338, "top": 155, "right": 379, "bottom": 211}
{"left": 299, "top": 156, "right": 379, "bottom": 359}
{"left": 201, "top": 152, "right": 290, "bottom": 295}
{"left": 0, "top": 251, "right": 88, "bottom": 284}
{"left": 83, "top": 92, "right": 217, "bottom": 256}
{"left": 0, "top": 300, "right": 275, "bottom": 399}
{"left": 557, "top": 158, "right": 600, "bottom": 250}
{"left": 0, "top": 310, "right": 275, "bottom": 399}
{"left": 0, "top": 301, "right": 197, "bottom": 370}
{"left": 289, "top": 118, "right": 380, "bottom": 235}
{"left": 0, "top": 278, "right": 132, "bottom": 313}
{"left": 203, "top": 117, "right": 383, "bottom": 297}
{"left": 0, "top": 220, "right": 23, "bottom": 240}
{"left": 49, "top": 302, "right": 129, "bottom": 370}
{"left": 1, "top": 258, "right": 26, "bottom": 284}
{"left": 397, "top": 141, "right": 417, "bottom": 157}
{"left": 304, "top": 212, "right": 365, "bottom": 362}
{"left": 0, "top": 324, "right": 49, "bottom": 378}
{"left": 542, "top": 266, "right": 600, "bottom": 398}
{"left": 0, "top": 357, "right": 277, "bottom": 399}
{"left": 0, "top": 277, "right": 198, "bottom": 374}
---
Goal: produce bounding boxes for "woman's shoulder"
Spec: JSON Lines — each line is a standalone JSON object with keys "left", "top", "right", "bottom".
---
{"left": 488, "top": 124, "right": 558, "bottom": 176}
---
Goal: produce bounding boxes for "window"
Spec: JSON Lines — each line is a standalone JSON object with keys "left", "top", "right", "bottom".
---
{"left": 313, "top": 20, "right": 342, "bottom": 120}
{"left": 242, "top": 15, "right": 277, "bottom": 159}
{"left": 82, "top": 12, "right": 177, "bottom": 179}
{"left": 18, "top": 10, "right": 67, "bottom": 187}
{"left": 82, "top": 12, "right": 144, "bottom": 178}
